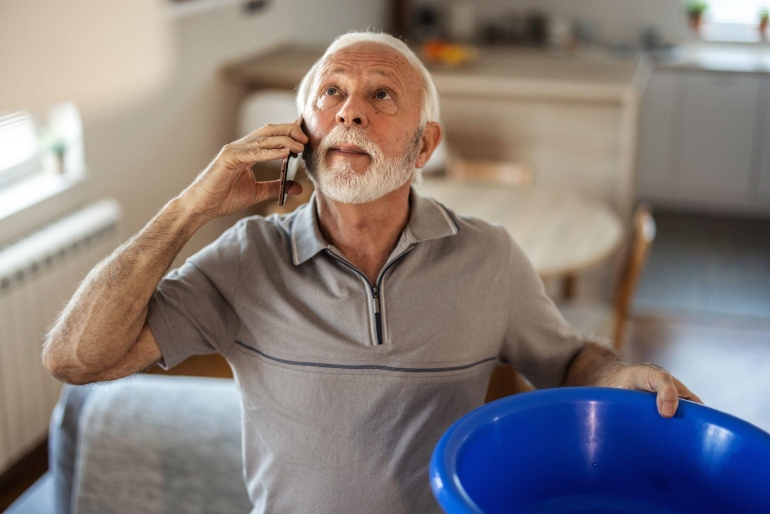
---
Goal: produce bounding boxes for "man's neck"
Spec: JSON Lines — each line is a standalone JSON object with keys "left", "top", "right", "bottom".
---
{"left": 316, "top": 182, "right": 412, "bottom": 285}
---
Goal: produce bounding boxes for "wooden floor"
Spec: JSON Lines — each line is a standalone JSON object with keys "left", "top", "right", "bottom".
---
{"left": 628, "top": 210, "right": 770, "bottom": 432}
{"left": 0, "top": 441, "right": 47, "bottom": 512}
{"left": 635, "top": 211, "right": 770, "bottom": 320}
{"left": 146, "top": 353, "right": 233, "bottom": 379}
{"left": 623, "top": 313, "right": 770, "bottom": 433}
{"left": 2, "top": 211, "right": 769, "bottom": 510}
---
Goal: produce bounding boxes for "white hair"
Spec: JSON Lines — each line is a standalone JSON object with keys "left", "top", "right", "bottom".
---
{"left": 295, "top": 31, "right": 441, "bottom": 128}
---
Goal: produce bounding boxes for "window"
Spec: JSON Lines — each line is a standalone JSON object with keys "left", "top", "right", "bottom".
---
{"left": 707, "top": 1, "right": 768, "bottom": 25}
{"left": 0, "top": 103, "right": 86, "bottom": 227}
{"left": 0, "top": 112, "right": 44, "bottom": 189}
{"left": 0, "top": 103, "right": 83, "bottom": 191}
{"left": 700, "top": 1, "right": 770, "bottom": 42}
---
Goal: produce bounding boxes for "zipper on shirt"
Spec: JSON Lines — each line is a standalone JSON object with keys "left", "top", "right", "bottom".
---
{"left": 325, "top": 245, "right": 414, "bottom": 345}
{"left": 372, "top": 285, "right": 383, "bottom": 345}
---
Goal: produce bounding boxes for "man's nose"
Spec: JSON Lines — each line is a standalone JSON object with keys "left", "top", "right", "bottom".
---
{"left": 335, "top": 95, "right": 368, "bottom": 127}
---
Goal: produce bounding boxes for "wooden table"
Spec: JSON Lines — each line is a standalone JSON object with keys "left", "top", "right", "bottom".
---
{"left": 416, "top": 178, "right": 624, "bottom": 280}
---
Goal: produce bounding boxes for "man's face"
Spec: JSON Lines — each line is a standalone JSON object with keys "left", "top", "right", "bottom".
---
{"left": 302, "top": 42, "right": 425, "bottom": 204}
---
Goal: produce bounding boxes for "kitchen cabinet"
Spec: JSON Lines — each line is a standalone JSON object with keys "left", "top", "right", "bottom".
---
{"left": 756, "top": 84, "right": 770, "bottom": 199}
{"left": 637, "top": 67, "right": 770, "bottom": 216}
{"left": 634, "top": 70, "right": 681, "bottom": 201}
{"left": 440, "top": 95, "right": 624, "bottom": 210}
{"left": 677, "top": 72, "right": 761, "bottom": 201}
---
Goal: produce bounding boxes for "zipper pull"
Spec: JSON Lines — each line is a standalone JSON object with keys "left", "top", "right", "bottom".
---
{"left": 372, "top": 286, "right": 380, "bottom": 313}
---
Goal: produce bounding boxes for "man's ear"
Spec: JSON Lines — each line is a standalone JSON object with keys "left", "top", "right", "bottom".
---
{"left": 414, "top": 122, "right": 443, "bottom": 169}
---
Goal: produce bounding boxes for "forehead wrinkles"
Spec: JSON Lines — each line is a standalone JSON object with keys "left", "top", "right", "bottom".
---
{"left": 315, "top": 46, "right": 420, "bottom": 97}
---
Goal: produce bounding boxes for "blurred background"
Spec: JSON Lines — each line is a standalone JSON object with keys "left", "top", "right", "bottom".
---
{"left": 1, "top": 0, "right": 769, "bottom": 509}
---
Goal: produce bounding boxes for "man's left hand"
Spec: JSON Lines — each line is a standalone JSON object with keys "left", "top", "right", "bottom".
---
{"left": 603, "top": 363, "right": 703, "bottom": 418}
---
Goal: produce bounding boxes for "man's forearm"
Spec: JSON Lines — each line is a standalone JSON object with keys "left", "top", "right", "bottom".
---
{"left": 562, "top": 341, "right": 626, "bottom": 387}
{"left": 43, "top": 194, "right": 207, "bottom": 378}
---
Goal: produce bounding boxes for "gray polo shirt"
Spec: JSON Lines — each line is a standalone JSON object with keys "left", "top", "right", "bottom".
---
{"left": 147, "top": 188, "right": 584, "bottom": 514}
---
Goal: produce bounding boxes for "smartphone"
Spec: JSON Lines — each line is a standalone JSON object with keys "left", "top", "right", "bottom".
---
{"left": 278, "top": 117, "right": 304, "bottom": 206}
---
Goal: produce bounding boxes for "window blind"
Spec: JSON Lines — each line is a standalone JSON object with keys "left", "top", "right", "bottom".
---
{"left": 0, "top": 111, "right": 42, "bottom": 188}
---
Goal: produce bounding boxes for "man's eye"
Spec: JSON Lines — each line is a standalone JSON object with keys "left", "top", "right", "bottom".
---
{"left": 325, "top": 87, "right": 338, "bottom": 96}
{"left": 375, "top": 90, "right": 392, "bottom": 100}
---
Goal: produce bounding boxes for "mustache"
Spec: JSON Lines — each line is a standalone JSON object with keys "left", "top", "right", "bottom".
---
{"left": 317, "top": 125, "right": 382, "bottom": 159}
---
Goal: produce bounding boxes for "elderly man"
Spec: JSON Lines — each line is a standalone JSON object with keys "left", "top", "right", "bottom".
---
{"left": 43, "top": 32, "right": 700, "bottom": 513}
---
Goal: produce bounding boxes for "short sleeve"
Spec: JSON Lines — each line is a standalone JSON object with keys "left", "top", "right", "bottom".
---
{"left": 146, "top": 221, "right": 243, "bottom": 370}
{"left": 500, "top": 234, "right": 585, "bottom": 389}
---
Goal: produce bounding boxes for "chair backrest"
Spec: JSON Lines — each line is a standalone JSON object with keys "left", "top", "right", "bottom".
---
{"left": 611, "top": 203, "right": 656, "bottom": 349}
{"left": 485, "top": 364, "right": 535, "bottom": 403}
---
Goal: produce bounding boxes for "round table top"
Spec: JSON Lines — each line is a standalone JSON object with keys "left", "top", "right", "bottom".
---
{"left": 415, "top": 178, "right": 624, "bottom": 278}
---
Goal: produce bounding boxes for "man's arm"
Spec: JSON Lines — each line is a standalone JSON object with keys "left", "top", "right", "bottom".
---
{"left": 42, "top": 123, "right": 307, "bottom": 385}
{"left": 562, "top": 341, "right": 702, "bottom": 418}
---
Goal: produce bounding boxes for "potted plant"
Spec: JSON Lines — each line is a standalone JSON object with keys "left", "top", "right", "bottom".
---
{"left": 685, "top": 1, "right": 708, "bottom": 35}
{"left": 760, "top": 8, "right": 769, "bottom": 37}
{"left": 38, "top": 128, "right": 67, "bottom": 175}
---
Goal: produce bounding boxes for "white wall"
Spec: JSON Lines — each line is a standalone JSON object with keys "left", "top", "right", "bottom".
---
{"left": 80, "top": 0, "right": 388, "bottom": 267}
{"left": 14, "top": 0, "right": 680, "bottom": 264}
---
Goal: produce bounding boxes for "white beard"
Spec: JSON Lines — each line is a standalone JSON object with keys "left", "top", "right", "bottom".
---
{"left": 305, "top": 125, "right": 422, "bottom": 204}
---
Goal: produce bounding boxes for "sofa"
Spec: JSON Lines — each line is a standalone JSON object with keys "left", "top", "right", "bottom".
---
{"left": 5, "top": 375, "right": 252, "bottom": 514}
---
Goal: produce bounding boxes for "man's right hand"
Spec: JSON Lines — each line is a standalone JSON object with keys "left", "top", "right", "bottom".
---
{"left": 180, "top": 122, "right": 308, "bottom": 222}
{"left": 44, "top": 123, "right": 310, "bottom": 385}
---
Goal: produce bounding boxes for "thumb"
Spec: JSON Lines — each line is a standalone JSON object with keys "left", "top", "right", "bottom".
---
{"left": 642, "top": 366, "right": 679, "bottom": 418}
{"left": 255, "top": 179, "right": 304, "bottom": 204}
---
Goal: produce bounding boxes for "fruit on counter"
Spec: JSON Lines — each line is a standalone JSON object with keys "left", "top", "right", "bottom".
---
{"left": 421, "top": 39, "right": 477, "bottom": 66}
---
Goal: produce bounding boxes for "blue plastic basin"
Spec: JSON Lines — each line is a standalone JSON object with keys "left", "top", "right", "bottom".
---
{"left": 430, "top": 387, "right": 770, "bottom": 513}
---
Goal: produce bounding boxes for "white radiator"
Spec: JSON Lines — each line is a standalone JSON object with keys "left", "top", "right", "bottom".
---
{"left": 0, "top": 199, "right": 122, "bottom": 474}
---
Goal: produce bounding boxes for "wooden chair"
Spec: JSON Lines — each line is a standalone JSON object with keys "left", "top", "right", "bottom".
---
{"left": 485, "top": 363, "right": 534, "bottom": 403}
{"left": 484, "top": 204, "right": 656, "bottom": 404}
{"left": 557, "top": 203, "right": 657, "bottom": 351}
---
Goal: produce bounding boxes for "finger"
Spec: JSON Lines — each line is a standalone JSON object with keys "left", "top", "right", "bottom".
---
{"left": 222, "top": 146, "right": 292, "bottom": 169}
{"left": 243, "top": 123, "right": 309, "bottom": 144}
{"left": 255, "top": 179, "right": 304, "bottom": 203}
{"left": 293, "top": 119, "right": 309, "bottom": 143}
{"left": 233, "top": 135, "right": 305, "bottom": 154}
{"left": 286, "top": 180, "right": 303, "bottom": 195}
{"left": 292, "top": 116, "right": 310, "bottom": 144}
{"left": 646, "top": 367, "right": 680, "bottom": 418}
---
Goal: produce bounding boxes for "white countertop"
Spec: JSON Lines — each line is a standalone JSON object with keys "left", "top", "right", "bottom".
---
{"left": 426, "top": 46, "right": 647, "bottom": 103}
{"left": 225, "top": 44, "right": 648, "bottom": 104}
{"left": 655, "top": 42, "right": 770, "bottom": 74}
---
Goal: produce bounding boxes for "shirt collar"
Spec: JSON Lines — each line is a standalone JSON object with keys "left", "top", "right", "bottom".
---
{"left": 404, "top": 186, "right": 460, "bottom": 243}
{"left": 290, "top": 193, "right": 328, "bottom": 266}
{"left": 290, "top": 187, "right": 459, "bottom": 266}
